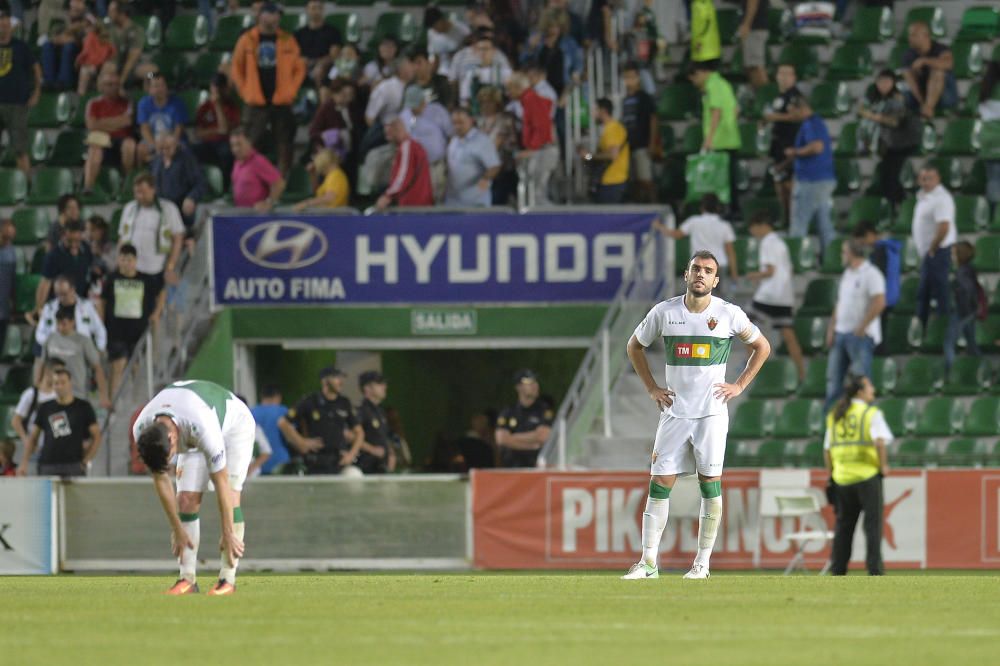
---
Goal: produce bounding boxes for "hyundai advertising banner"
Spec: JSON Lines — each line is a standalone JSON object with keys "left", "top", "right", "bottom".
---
{"left": 210, "top": 213, "right": 660, "bottom": 306}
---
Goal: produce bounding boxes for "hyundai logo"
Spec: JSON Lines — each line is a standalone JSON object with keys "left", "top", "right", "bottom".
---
{"left": 239, "top": 221, "right": 328, "bottom": 270}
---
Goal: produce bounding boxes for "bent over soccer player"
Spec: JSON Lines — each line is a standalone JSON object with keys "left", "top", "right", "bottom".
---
{"left": 623, "top": 251, "right": 770, "bottom": 580}
{"left": 134, "top": 380, "right": 256, "bottom": 595}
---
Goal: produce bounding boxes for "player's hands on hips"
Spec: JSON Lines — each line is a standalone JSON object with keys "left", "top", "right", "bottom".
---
{"left": 713, "top": 382, "right": 743, "bottom": 403}
{"left": 649, "top": 386, "right": 674, "bottom": 411}
{"left": 220, "top": 532, "right": 245, "bottom": 565}
{"left": 171, "top": 528, "right": 194, "bottom": 557}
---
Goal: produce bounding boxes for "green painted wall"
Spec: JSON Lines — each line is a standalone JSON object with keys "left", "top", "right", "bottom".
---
{"left": 185, "top": 309, "right": 234, "bottom": 387}
{"left": 254, "top": 347, "right": 338, "bottom": 406}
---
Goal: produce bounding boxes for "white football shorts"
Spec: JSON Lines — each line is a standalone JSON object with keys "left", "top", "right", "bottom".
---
{"left": 176, "top": 406, "right": 256, "bottom": 494}
{"left": 650, "top": 411, "right": 729, "bottom": 477}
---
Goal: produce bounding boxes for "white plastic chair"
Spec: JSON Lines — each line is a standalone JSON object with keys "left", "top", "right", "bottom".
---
{"left": 774, "top": 494, "right": 834, "bottom": 575}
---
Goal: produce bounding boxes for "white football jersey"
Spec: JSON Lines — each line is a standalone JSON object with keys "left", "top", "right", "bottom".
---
{"left": 633, "top": 295, "right": 760, "bottom": 418}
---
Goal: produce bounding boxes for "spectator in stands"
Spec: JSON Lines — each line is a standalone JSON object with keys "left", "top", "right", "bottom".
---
{"left": 853, "top": 221, "right": 903, "bottom": 355}
{"left": 689, "top": 0, "right": 720, "bottom": 67}
{"left": 107, "top": 1, "right": 156, "bottom": 89}
{"left": 446, "top": 106, "right": 501, "bottom": 207}
{"left": 943, "top": 241, "right": 983, "bottom": 380}
{"left": 524, "top": 59, "right": 558, "bottom": 113}
{"left": 454, "top": 412, "right": 497, "bottom": 470}
{"left": 11, "top": 358, "right": 62, "bottom": 464}
{"left": 295, "top": 0, "right": 343, "bottom": 89}
{"left": 46, "top": 194, "right": 83, "bottom": 253}
{"left": 901, "top": 21, "right": 957, "bottom": 120}
{"left": 586, "top": 0, "right": 617, "bottom": 52}
{"left": 0, "top": 2, "right": 41, "bottom": 176}
{"left": 35, "top": 273, "right": 107, "bottom": 353}
{"left": 82, "top": 70, "right": 137, "bottom": 194}
{"left": 495, "top": 369, "right": 553, "bottom": 468}
{"left": 251, "top": 384, "right": 290, "bottom": 475}
{"left": 356, "top": 371, "right": 395, "bottom": 475}
{"left": 656, "top": 193, "right": 738, "bottom": 285}
{"left": 292, "top": 148, "right": 349, "bottom": 211}
{"left": 40, "top": 0, "right": 92, "bottom": 90}
{"left": 426, "top": 6, "right": 470, "bottom": 79}
{"left": 477, "top": 86, "right": 519, "bottom": 207}
{"left": 582, "top": 97, "right": 629, "bottom": 204}
{"left": 0, "top": 218, "right": 13, "bottom": 345}
{"left": 229, "top": 127, "right": 286, "bottom": 211}
{"left": 375, "top": 116, "right": 433, "bottom": 210}
{"left": 151, "top": 132, "right": 206, "bottom": 230}
{"left": 689, "top": 61, "right": 741, "bottom": 217}
{"left": 400, "top": 85, "right": 452, "bottom": 201}
{"left": 621, "top": 61, "right": 658, "bottom": 204}
{"left": 362, "top": 35, "right": 400, "bottom": 88}
{"left": 98, "top": 243, "right": 162, "bottom": 398}
{"left": 459, "top": 34, "right": 512, "bottom": 107}
{"left": 360, "top": 56, "right": 415, "bottom": 159}
{"left": 41, "top": 307, "right": 109, "bottom": 407}
{"left": 74, "top": 20, "right": 115, "bottom": 95}
{"left": 763, "top": 64, "right": 804, "bottom": 225}
{"left": 521, "top": 8, "right": 583, "bottom": 100}
{"left": 231, "top": 2, "right": 306, "bottom": 176}
{"left": 506, "top": 72, "right": 558, "bottom": 206}
{"left": 18, "top": 365, "right": 100, "bottom": 477}
{"left": 118, "top": 172, "right": 185, "bottom": 291}
{"left": 137, "top": 73, "right": 188, "bottom": 166}
{"left": 786, "top": 96, "right": 836, "bottom": 254}
{"left": 0, "top": 438, "right": 16, "bottom": 475}
{"left": 450, "top": 27, "right": 498, "bottom": 84}
{"left": 912, "top": 164, "right": 957, "bottom": 332}
{"left": 310, "top": 78, "right": 355, "bottom": 155}
{"left": 85, "top": 215, "right": 114, "bottom": 300}
{"left": 37, "top": 221, "right": 94, "bottom": 318}
{"left": 746, "top": 212, "right": 806, "bottom": 382}
{"left": 546, "top": 0, "right": 584, "bottom": 45}
{"left": 278, "top": 366, "right": 364, "bottom": 475}
{"left": 194, "top": 74, "right": 240, "bottom": 186}
{"left": 326, "top": 43, "right": 360, "bottom": 83}
{"left": 859, "top": 69, "right": 922, "bottom": 208}
{"left": 979, "top": 61, "right": 1000, "bottom": 211}
{"left": 410, "top": 46, "right": 453, "bottom": 109}
{"left": 738, "top": 0, "right": 769, "bottom": 89}
{"left": 825, "top": 240, "right": 886, "bottom": 409}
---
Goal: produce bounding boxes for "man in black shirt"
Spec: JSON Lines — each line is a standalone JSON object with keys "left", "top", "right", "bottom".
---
{"left": 763, "top": 64, "right": 804, "bottom": 226}
{"left": 355, "top": 370, "right": 395, "bottom": 474}
{"left": 495, "top": 369, "right": 554, "bottom": 468}
{"left": 295, "top": 0, "right": 343, "bottom": 88}
{"left": 621, "top": 61, "right": 658, "bottom": 203}
{"left": 410, "top": 47, "right": 454, "bottom": 109}
{"left": 901, "top": 21, "right": 957, "bottom": 119}
{"left": 278, "top": 366, "right": 364, "bottom": 475}
{"left": 39, "top": 220, "right": 93, "bottom": 306}
{"left": 18, "top": 366, "right": 99, "bottom": 477}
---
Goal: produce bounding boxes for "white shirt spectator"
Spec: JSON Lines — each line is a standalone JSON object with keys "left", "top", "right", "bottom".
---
{"left": 362, "top": 60, "right": 393, "bottom": 87}
{"left": 118, "top": 198, "right": 185, "bottom": 275}
{"left": 459, "top": 61, "right": 512, "bottom": 106}
{"left": 679, "top": 213, "right": 736, "bottom": 270}
{"left": 365, "top": 76, "right": 406, "bottom": 127}
{"left": 912, "top": 183, "right": 957, "bottom": 258}
{"left": 753, "top": 231, "right": 794, "bottom": 307}
{"left": 450, "top": 45, "right": 511, "bottom": 84}
{"left": 834, "top": 260, "right": 886, "bottom": 344}
{"left": 823, "top": 399, "right": 894, "bottom": 449}
{"left": 428, "top": 19, "right": 470, "bottom": 75}
{"left": 35, "top": 297, "right": 108, "bottom": 351}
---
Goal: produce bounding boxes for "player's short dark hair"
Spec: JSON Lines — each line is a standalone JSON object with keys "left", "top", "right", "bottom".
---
{"left": 688, "top": 250, "right": 720, "bottom": 273}
{"left": 137, "top": 422, "right": 171, "bottom": 474}
{"left": 119, "top": 242, "right": 137, "bottom": 257}
{"left": 700, "top": 193, "right": 721, "bottom": 215}
{"left": 260, "top": 384, "right": 281, "bottom": 399}
{"left": 55, "top": 305, "right": 75, "bottom": 322}
{"left": 596, "top": 97, "right": 614, "bottom": 115}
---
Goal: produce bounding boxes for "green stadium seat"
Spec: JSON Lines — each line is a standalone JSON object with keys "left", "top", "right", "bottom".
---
{"left": 133, "top": 14, "right": 163, "bottom": 48}
{"left": 0, "top": 326, "right": 22, "bottom": 362}
{"left": 750, "top": 359, "right": 799, "bottom": 398}
{"left": 211, "top": 15, "right": 252, "bottom": 51}
{"left": 280, "top": 13, "right": 307, "bottom": 33}
{"left": 731, "top": 237, "right": 757, "bottom": 274}
{"left": 882, "top": 315, "right": 915, "bottom": 355}
{"left": 14, "top": 274, "right": 41, "bottom": 314}
{"left": 913, "top": 397, "right": 964, "bottom": 437}
{"left": 717, "top": 8, "right": 741, "bottom": 46}
{"left": 891, "top": 198, "right": 916, "bottom": 233}
{"left": 819, "top": 237, "right": 844, "bottom": 274}
{"left": 871, "top": 357, "right": 898, "bottom": 396}
{"left": 11, "top": 208, "right": 50, "bottom": 245}
{"left": 0, "top": 169, "right": 28, "bottom": 205}
{"left": 280, "top": 166, "right": 313, "bottom": 204}
{"left": 745, "top": 83, "right": 779, "bottom": 121}
{"left": 742, "top": 197, "right": 781, "bottom": 226}
{"left": 777, "top": 43, "right": 820, "bottom": 79}
{"left": 791, "top": 316, "right": 827, "bottom": 355}
{"left": 735, "top": 160, "right": 752, "bottom": 192}
{"left": 846, "top": 6, "right": 893, "bottom": 43}
{"left": 834, "top": 122, "right": 859, "bottom": 157}
{"left": 657, "top": 84, "right": 699, "bottom": 121}
{"left": 888, "top": 43, "right": 908, "bottom": 71}
{"left": 150, "top": 52, "right": 189, "bottom": 89}
{"left": 833, "top": 158, "right": 861, "bottom": 195}
{"left": 28, "top": 91, "right": 73, "bottom": 128}
{"left": 657, "top": 159, "right": 686, "bottom": 202}
{"left": 16, "top": 130, "right": 50, "bottom": 165}
{"left": 951, "top": 41, "right": 984, "bottom": 80}
{"left": 729, "top": 400, "right": 776, "bottom": 439}
{"left": 799, "top": 278, "right": 838, "bottom": 316}
{"left": 370, "top": 12, "right": 417, "bottom": 48}
{"left": 879, "top": 398, "right": 916, "bottom": 436}
{"left": 799, "top": 359, "right": 827, "bottom": 398}
{"left": 896, "top": 357, "right": 943, "bottom": 396}
{"left": 943, "top": 357, "right": 992, "bottom": 395}
{"left": 677, "top": 124, "right": 703, "bottom": 155}
{"left": 938, "top": 119, "right": 980, "bottom": 156}
{"left": 938, "top": 438, "right": 981, "bottom": 467}
{"left": 26, "top": 167, "right": 74, "bottom": 205}
{"left": 178, "top": 90, "right": 209, "bottom": 122}
{"left": 204, "top": 165, "right": 225, "bottom": 200}
{"left": 326, "top": 13, "right": 361, "bottom": 44}
{"left": 756, "top": 440, "right": 786, "bottom": 467}
{"left": 895, "top": 439, "right": 933, "bottom": 467}
{"left": 810, "top": 82, "right": 851, "bottom": 118}
{"left": 917, "top": 316, "right": 949, "bottom": 353}
{"left": 953, "top": 195, "right": 989, "bottom": 232}
{"left": 773, "top": 400, "right": 823, "bottom": 439}
{"left": 785, "top": 236, "right": 817, "bottom": 273}
{"left": 895, "top": 276, "right": 920, "bottom": 315}
{"left": 726, "top": 441, "right": 758, "bottom": 467}
{"left": 963, "top": 397, "right": 1000, "bottom": 435}
{"left": 957, "top": 7, "right": 1000, "bottom": 40}
{"left": 0, "top": 365, "right": 32, "bottom": 404}
{"left": 164, "top": 14, "right": 209, "bottom": 51}
{"left": 965, "top": 159, "right": 986, "bottom": 196}
{"left": 978, "top": 317, "right": 1000, "bottom": 353}
{"left": 984, "top": 441, "right": 1000, "bottom": 466}
{"left": 920, "top": 122, "right": 938, "bottom": 154}
{"left": 827, "top": 44, "right": 873, "bottom": 81}
{"left": 70, "top": 92, "right": 96, "bottom": 129}
{"left": 192, "top": 52, "right": 230, "bottom": 88}
{"left": 48, "top": 129, "right": 87, "bottom": 167}
{"left": 81, "top": 166, "right": 123, "bottom": 205}
{"left": 899, "top": 7, "right": 947, "bottom": 42}
{"left": 737, "top": 123, "right": 765, "bottom": 158}
{"left": 800, "top": 440, "right": 825, "bottom": 468}
{"left": 767, "top": 7, "right": 792, "bottom": 45}
{"left": 974, "top": 236, "right": 1000, "bottom": 272}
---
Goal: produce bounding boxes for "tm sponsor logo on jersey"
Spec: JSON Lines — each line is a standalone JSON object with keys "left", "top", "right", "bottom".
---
{"left": 674, "top": 343, "right": 710, "bottom": 359}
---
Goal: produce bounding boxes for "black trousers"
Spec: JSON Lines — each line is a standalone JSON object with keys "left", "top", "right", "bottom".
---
{"left": 877, "top": 146, "right": 915, "bottom": 206}
{"left": 830, "top": 474, "right": 884, "bottom": 575}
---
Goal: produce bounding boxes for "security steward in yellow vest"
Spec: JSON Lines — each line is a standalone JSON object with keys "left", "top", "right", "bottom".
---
{"left": 824, "top": 374, "right": 892, "bottom": 575}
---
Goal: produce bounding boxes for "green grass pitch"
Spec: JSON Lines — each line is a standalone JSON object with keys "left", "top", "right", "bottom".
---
{"left": 3, "top": 572, "right": 999, "bottom": 665}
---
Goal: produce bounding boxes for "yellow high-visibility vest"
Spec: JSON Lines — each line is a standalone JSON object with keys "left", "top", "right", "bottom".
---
{"left": 826, "top": 401, "right": 882, "bottom": 486}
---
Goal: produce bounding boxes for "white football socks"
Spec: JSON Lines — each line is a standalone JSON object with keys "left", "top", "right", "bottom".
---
{"left": 694, "top": 495, "right": 723, "bottom": 568}
{"left": 219, "top": 521, "right": 245, "bottom": 585}
{"left": 179, "top": 518, "right": 200, "bottom": 584}
{"left": 641, "top": 497, "right": 670, "bottom": 568}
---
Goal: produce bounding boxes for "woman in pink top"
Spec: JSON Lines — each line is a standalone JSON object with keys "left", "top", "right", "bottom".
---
{"left": 229, "top": 128, "right": 287, "bottom": 211}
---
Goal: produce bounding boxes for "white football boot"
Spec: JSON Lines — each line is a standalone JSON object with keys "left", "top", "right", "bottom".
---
{"left": 621, "top": 562, "right": 659, "bottom": 579}
{"left": 682, "top": 563, "right": 711, "bottom": 579}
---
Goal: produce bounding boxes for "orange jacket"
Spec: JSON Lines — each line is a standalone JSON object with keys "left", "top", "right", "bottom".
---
{"left": 231, "top": 27, "right": 306, "bottom": 107}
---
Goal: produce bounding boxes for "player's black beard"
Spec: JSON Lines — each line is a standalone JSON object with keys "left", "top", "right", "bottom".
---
{"left": 688, "top": 283, "right": 712, "bottom": 297}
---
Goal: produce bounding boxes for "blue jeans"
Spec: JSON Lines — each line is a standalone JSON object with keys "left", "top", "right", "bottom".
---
{"left": 790, "top": 179, "right": 836, "bottom": 255}
{"left": 41, "top": 42, "right": 79, "bottom": 88}
{"left": 597, "top": 183, "right": 625, "bottom": 204}
{"left": 825, "top": 333, "right": 875, "bottom": 411}
{"left": 943, "top": 313, "right": 981, "bottom": 376}
{"left": 916, "top": 248, "right": 951, "bottom": 326}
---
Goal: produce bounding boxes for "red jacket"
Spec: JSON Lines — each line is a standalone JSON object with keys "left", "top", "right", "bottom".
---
{"left": 520, "top": 88, "right": 555, "bottom": 150}
{"left": 385, "top": 138, "right": 433, "bottom": 206}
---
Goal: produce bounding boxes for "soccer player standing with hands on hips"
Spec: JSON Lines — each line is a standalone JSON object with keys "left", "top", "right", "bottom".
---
{"left": 623, "top": 251, "right": 770, "bottom": 580}
{"left": 134, "top": 380, "right": 256, "bottom": 596}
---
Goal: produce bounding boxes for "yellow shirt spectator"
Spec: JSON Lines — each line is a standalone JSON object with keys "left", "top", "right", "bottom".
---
{"left": 292, "top": 149, "right": 350, "bottom": 211}
{"left": 599, "top": 119, "right": 630, "bottom": 185}
{"left": 317, "top": 167, "right": 350, "bottom": 208}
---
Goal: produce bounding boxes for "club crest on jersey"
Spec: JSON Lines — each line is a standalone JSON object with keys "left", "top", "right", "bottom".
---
{"left": 707, "top": 317, "right": 718, "bottom": 331}
{"left": 674, "top": 343, "right": 711, "bottom": 359}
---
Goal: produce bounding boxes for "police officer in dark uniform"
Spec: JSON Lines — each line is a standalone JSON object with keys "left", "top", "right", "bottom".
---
{"left": 494, "top": 369, "right": 554, "bottom": 467}
{"left": 356, "top": 370, "right": 396, "bottom": 474}
{"left": 278, "top": 366, "right": 365, "bottom": 474}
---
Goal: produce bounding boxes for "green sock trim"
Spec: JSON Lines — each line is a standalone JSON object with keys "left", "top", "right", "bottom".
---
{"left": 233, "top": 507, "right": 244, "bottom": 523}
{"left": 699, "top": 481, "right": 722, "bottom": 499}
{"left": 179, "top": 512, "right": 199, "bottom": 522}
{"left": 649, "top": 480, "right": 672, "bottom": 499}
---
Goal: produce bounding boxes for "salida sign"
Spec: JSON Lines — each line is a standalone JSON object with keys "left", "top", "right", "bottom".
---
{"left": 211, "top": 213, "right": 659, "bottom": 306}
